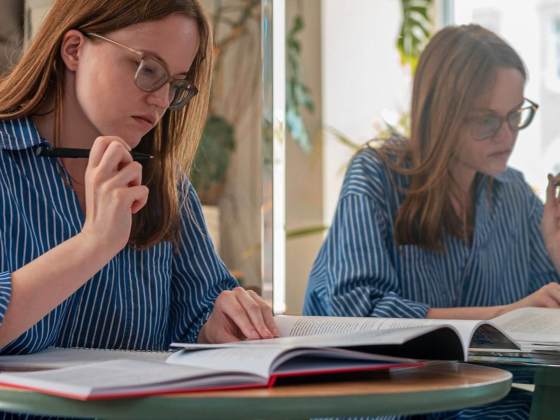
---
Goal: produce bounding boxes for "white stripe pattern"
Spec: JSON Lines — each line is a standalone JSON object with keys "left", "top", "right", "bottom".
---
{"left": 0, "top": 117, "right": 237, "bottom": 356}
{"left": 304, "top": 147, "right": 556, "bottom": 419}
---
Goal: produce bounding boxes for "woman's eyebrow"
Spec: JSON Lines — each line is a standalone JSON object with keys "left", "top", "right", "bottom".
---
{"left": 472, "top": 100, "right": 525, "bottom": 115}
{"left": 141, "top": 48, "right": 189, "bottom": 77}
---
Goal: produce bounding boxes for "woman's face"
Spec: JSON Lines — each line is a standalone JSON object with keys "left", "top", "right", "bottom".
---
{"left": 72, "top": 13, "right": 200, "bottom": 148}
{"left": 454, "top": 67, "right": 525, "bottom": 178}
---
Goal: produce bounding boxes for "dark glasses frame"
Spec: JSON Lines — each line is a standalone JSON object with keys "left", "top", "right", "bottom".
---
{"left": 467, "top": 97, "right": 539, "bottom": 141}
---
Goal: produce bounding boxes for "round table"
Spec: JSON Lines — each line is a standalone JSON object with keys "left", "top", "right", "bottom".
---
{"left": 0, "top": 361, "right": 512, "bottom": 419}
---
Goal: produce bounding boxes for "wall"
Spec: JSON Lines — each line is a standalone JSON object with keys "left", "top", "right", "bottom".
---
{"left": 201, "top": 0, "right": 263, "bottom": 290}
{"left": 285, "top": 0, "right": 324, "bottom": 314}
{"left": 321, "top": 0, "right": 409, "bottom": 222}
{"left": 0, "top": 0, "right": 23, "bottom": 74}
{"left": 454, "top": 1, "right": 546, "bottom": 196}
{"left": 283, "top": 0, "right": 412, "bottom": 314}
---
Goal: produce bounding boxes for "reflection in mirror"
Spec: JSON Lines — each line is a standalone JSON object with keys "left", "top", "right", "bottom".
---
{"left": 452, "top": 1, "right": 550, "bottom": 199}
{"left": 283, "top": 0, "right": 555, "bottom": 316}
{"left": 284, "top": 0, "right": 421, "bottom": 314}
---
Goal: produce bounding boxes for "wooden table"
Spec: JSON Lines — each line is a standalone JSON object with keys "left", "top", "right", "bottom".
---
{"left": 0, "top": 361, "right": 512, "bottom": 419}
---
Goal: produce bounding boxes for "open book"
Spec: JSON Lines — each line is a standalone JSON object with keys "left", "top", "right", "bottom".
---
{"left": 0, "top": 346, "right": 421, "bottom": 400}
{"left": 0, "top": 307, "right": 557, "bottom": 399}
{"left": 173, "top": 307, "right": 560, "bottom": 364}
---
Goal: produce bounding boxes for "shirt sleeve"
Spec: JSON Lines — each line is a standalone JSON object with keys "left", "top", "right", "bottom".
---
{"left": 0, "top": 236, "right": 13, "bottom": 327}
{"left": 526, "top": 188, "right": 560, "bottom": 292}
{"left": 305, "top": 191, "right": 430, "bottom": 319}
{"left": 168, "top": 180, "right": 238, "bottom": 343}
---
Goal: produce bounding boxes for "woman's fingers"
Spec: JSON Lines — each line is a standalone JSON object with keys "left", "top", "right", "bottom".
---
{"left": 235, "top": 288, "right": 274, "bottom": 339}
{"left": 96, "top": 140, "right": 133, "bottom": 176}
{"left": 543, "top": 174, "right": 560, "bottom": 238}
{"left": 546, "top": 174, "right": 557, "bottom": 209}
{"left": 526, "top": 283, "right": 560, "bottom": 308}
{"left": 544, "top": 282, "right": 560, "bottom": 306}
{"left": 214, "top": 287, "right": 278, "bottom": 340}
{"left": 105, "top": 161, "right": 143, "bottom": 190}
{"left": 216, "top": 290, "right": 260, "bottom": 340}
{"left": 247, "top": 289, "right": 279, "bottom": 337}
{"left": 127, "top": 185, "right": 150, "bottom": 214}
{"left": 89, "top": 136, "right": 131, "bottom": 168}
{"left": 88, "top": 137, "right": 112, "bottom": 168}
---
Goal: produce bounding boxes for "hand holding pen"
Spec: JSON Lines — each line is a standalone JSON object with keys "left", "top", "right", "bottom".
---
{"left": 47, "top": 136, "right": 150, "bottom": 259}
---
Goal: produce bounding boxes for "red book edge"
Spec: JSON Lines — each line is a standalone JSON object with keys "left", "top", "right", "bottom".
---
{"left": 0, "top": 361, "right": 426, "bottom": 401}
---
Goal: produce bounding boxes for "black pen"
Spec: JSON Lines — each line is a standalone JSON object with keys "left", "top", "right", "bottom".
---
{"left": 35, "top": 145, "right": 154, "bottom": 162}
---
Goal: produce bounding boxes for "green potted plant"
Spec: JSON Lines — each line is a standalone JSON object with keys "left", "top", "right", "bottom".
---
{"left": 191, "top": 114, "right": 235, "bottom": 205}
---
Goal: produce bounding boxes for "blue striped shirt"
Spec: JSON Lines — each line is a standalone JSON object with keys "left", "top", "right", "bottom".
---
{"left": 304, "top": 146, "right": 557, "bottom": 420}
{"left": 304, "top": 147, "right": 559, "bottom": 317}
{"left": 0, "top": 117, "right": 238, "bottom": 354}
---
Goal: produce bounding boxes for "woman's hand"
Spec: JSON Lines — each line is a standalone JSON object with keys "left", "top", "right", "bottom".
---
{"left": 542, "top": 173, "right": 560, "bottom": 273}
{"left": 80, "top": 136, "right": 149, "bottom": 258}
{"left": 507, "top": 282, "right": 560, "bottom": 312}
{"left": 198, "top": 287, "right": 279, "bottom": 343}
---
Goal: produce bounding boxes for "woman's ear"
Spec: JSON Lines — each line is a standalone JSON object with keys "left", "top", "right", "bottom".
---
{"left": 60, "top": 29, "right": 86, "bottom": 72}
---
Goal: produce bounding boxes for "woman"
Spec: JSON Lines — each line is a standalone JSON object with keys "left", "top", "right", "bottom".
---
{"left": 304, "top": 24, "right": 560, "bottom": 418}
{"left": 0, "top": 0, "right": 277, "bottom": 356}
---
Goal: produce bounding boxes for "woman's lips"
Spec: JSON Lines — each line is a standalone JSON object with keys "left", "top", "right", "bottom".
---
{"left": 131, "top": 116, "right": 154, "bottom": 130}
{"left": 489, "top": 150, "right": 511, "bottom": 158}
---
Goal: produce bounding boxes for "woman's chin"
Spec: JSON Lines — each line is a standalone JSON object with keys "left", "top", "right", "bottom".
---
{"left": 483, "top": 165, "right": 508, "bottom": 177}
{"left": 114, "top": 132, "right": 143, "bottom": 150}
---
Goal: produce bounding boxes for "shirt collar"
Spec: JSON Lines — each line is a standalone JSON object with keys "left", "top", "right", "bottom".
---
{"left": 0, "top": 117, "right": 45, "bottom": 151}
{"left": 494, "top": 169, "right": 515, "bottom": 184}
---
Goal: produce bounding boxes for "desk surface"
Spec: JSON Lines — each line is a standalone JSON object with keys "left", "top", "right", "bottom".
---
{"left": 0, "top": 361, "right": 512, "bottom": 420}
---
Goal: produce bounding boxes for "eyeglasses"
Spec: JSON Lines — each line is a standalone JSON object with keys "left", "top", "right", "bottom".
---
{"left": 466, "top": 98, "right": 539, "bottom": 141}
{"left": 85, "top": 32, "right": 198, "bottom": 110}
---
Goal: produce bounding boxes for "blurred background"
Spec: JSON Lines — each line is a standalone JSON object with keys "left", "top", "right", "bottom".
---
{"left": 2, "top": 0, "right": 558, "bottom": 316}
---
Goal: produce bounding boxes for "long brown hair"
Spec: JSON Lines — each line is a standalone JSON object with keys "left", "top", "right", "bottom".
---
{"left": 376, "top": 24, "right": 526, "bottom": 250}
{"left": 0, "top": 0, "right": 213, "bottom": 249}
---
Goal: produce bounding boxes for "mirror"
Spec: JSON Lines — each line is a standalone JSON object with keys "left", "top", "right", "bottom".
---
{"left": 282, "top": 0, "right": 553, "bottom": 315}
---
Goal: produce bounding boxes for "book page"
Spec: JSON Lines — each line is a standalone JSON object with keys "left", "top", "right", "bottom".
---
{"left": 0, "top": 348, "right": 170, "bottom": 371}
{"left": 277, "top": 315, "right": 479, "bottom": 344}
{"left": 173, "top": 325, "right": 467, "bottom": 361}
{"left": 169, "top": 338, "right": 420, "bottom": 378}
{"left": 0, "top": 359, "right": 223, "bottom": 398}
{"left": 167, "top": 347, "right": 288, "bottom": 379}
{"left": 492, "top": 307, "right": 560, "bottom": 344}
{"left": 275, "top": 315, "right": 518, "bottom": 356}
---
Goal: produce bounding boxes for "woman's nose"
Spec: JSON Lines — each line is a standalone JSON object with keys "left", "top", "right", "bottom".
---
{"left": 492, "top": 120, "right": 517, "bottom": 144}
{"left": 147, "top": 83, "right": 171, "bottom": 109}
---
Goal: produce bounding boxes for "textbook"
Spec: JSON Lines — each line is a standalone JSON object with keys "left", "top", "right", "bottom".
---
{"left": 0, "top": 307, "right": 557, "bottom": 400}
{"left": 0, "top": 346, "right": 421, "bottom": 400}
{"left": 173, "top": 307, "right": 560, "bottom": 363}
{"left": 468, "top": 307, "right": 560, "bottom": 365}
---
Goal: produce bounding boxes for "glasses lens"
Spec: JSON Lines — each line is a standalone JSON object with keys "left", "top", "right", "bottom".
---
{"left": 471, "top": 115, "right": 501, "bottom": 140}
{"left": 169, "top": 82, "right": 198, "bottom": 110}
{"left": 514, "top": 106, "right": 535, "bottom": 130}
{"left": 135, "top": 58, "right": 168, "bottom": 92}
